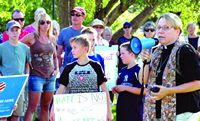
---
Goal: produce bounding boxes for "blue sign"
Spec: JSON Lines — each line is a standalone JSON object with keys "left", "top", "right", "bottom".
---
{"left": 0, "top": 75, "right": 28, "bottom": 118}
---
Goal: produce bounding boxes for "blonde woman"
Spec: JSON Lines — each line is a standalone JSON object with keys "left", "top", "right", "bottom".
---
{"left": 21, "top": 13, "right": 58, "bottom": 121}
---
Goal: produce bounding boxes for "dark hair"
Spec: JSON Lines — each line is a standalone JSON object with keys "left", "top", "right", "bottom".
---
{"left": 120, "top": 42, "right": 138, "bottom": 58}
{"left": 120, "top": 41, "right": 132, "bottom": 52}
{"left": 11, "top": 9, "right": 24, "bottom": 19}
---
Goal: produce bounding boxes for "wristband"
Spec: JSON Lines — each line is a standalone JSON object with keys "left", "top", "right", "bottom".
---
{"left": 143, "top": 60, "right": 151, "bottom": 65}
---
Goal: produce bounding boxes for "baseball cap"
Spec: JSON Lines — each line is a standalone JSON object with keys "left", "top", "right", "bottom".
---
{"left": 91, "top": 19, "right": 105, "bottom": 28}
{"left": 6, "top": 20, "right": 21, "bottom": 31}
{"left": 123, "top": 22, "right": 132, "bottom": 27}
{"left": 71, "top": 7, "right": 86, "bottom": 15}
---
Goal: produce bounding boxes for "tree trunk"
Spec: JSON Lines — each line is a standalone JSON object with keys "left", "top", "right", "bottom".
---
{"left": 95, "top": 0, "right": 118, "bottom": 23}
{"left": 112, "top": 2, "right": 159, "bottom": 41}
{"left": 105, "top": 0, "right": 135, "bottom": 26}
{"left": 58, "top": 0, "right": 75, "bottom": 29}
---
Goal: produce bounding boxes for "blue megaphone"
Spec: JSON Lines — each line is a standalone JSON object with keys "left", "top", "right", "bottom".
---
{"left": 130, "top": 37, "right": 159, "bottom": 55}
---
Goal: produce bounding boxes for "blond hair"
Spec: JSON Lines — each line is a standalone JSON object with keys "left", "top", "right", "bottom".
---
{"left": 70, "top": 34, "right": 91, "bottom": 52}
{"left": 156, "top": 13, "right": 182, "bottom": 34}
{"left": 52, "top": 20, "right": 60, "bottom": 33}
{"left": 120, "top": 42, "right": 138, "bottom": 58}
{"left": 187, "top": 22, "right": 198, "bottom": 34}
{"left": 81, "top": 27, "right": 97, "bottom": 41}
{"left": 35, "top": 13, "right": 53, "bottom": 38}
{"left": 34, "top": 8, "right": 46, "bottom": 21}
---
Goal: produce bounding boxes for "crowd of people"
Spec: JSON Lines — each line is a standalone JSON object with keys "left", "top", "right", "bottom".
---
{"left": 0, "top": 6, "right": 199, "bottom": 121}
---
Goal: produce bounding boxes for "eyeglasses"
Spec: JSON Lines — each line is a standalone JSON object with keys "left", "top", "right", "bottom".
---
{"left": 144, "top": 29, "right": 155, "bottom": 32}
{"left": 13, "top": 18, "right": 25, "bottom": 22}
{"left": 39, "top": 20, "right": 51, "bottom": 25}
{"left": 71, "top": 13, "right": 83, "bottom": 17}
{"left": 156, "top": 26, "right": 173, "bottom": 31}
{"left": 123, "top": 26, "right": 131, "bottom": 29}
{"left": 93, "top": 26, "right": 104, "bottom": 29}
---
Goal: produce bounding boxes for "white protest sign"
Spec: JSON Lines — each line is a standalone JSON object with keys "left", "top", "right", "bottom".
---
{"left": 95, "top": 45, "right": 118, "bottom": 91}
{"left": 54, "top": 92, "right": 107, "bottom": 121}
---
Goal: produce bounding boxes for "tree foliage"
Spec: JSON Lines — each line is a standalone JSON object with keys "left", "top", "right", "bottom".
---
{"left": 0, "top": 0, "right": 199, "bottom": 40}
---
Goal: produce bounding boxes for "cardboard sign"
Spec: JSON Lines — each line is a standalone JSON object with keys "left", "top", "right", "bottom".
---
{"left": 95, "top": 45, "right": 118, "bottom": 91}
{"left": 0, "top": 75, "right": 28, "bottom": 117}
{"left": 54, "top": 92, "right": 107, "bottom": 121}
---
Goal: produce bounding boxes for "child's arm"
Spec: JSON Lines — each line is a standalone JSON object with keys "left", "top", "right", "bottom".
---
{"left": 100, "top": 82, "right": 113, "bottom": 121}
{"left": 113, "top": 85, "right": 147, "bottom": 95}
{"left": 52, "top": 37, "right": 59, "bottom": 76}
{"left": 56, "top": 84, "right": 66, "bottom": 94}
{"left": 24, "top": 63, "right": 30, "bottom": 74}
{"left": 50, "top": 84, "right": 66, "bottom": 121}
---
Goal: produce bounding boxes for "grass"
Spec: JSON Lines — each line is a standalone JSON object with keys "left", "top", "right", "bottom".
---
{"left": 111, "top": 95, "right": 117, "bottom": 121}
{"left": 112, "top": 105, "right": 116, "bottom": 121}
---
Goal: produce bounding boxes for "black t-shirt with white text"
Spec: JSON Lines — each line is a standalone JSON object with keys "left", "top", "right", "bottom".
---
{"left": 59, "top": 60, "right": 106, "bottom": 93}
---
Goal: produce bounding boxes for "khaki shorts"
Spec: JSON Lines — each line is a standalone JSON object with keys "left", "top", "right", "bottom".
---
{"left": 12, "top": 88, "right": 26, "bottom": 116}
{"left": 176, "top": 111, "right": 200, "bottom": 121}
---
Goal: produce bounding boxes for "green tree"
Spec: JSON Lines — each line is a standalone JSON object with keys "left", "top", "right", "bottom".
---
{"left": 57, "top": 0, "right": 200, "bottom": 40}
{"left": 0, "top": 0, "right": 43, "bottom": 30}
{"left": 0, "top": 0, "right": 199, "bottom": 39}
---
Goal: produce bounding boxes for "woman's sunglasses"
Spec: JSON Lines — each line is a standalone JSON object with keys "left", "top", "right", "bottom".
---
{"left": 39, "top": 20, "right": 51, "bottom": 25}
{"left": 144, "top": 28, "right": 155, "bottom": 32}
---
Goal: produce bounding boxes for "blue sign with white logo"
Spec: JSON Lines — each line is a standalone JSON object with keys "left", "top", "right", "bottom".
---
{"left": 0, "top": 75, "right": 28, "bottom": 118}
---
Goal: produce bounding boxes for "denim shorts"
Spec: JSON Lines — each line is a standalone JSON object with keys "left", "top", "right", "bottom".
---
{"left": 28, "top": 75, "right": 56, "bottom": 92}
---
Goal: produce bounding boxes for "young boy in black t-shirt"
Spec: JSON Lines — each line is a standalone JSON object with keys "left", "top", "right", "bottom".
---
{"left": 50, "top": 34, "right": 112, "bottom": 121}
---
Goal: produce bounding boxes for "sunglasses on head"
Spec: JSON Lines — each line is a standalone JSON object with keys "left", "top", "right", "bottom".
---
{"left": 144, "top": 28, "right": 155, "bottom": 32}
{"left": 13, "top": 18, "right": 25, "bottom": 22}
{"left": 123, "top": 26, "right": 131, "bottom": 29}
{"left": 71, "top": 13, "right": 83, "bottom": 17}
{"left": 39, "top": 20, "right": 51, "bottom": 25}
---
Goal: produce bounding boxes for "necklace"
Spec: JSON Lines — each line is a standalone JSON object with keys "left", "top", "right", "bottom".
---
{"left": 156, "top": 55, "right": 170, "bottom": 77}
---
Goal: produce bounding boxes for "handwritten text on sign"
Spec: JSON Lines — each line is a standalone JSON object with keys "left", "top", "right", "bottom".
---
{"left": 95, "top": 45, "right": 118, "bottom": 91}
{"left": 54, "top": 92, "right": 107, "bottom": 121}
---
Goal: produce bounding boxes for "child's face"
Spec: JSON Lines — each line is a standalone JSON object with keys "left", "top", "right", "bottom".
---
{"left": 120, "top": 47, "right": 133, "bottom": 65}
{"left": 7, "top": 27, "right": 21, "bottom": 41}
{"left": 71, "top": 42, "right": 88, "bottom": 58}
{"left": 87, "top": 33, "right": 95, "bottom": 48}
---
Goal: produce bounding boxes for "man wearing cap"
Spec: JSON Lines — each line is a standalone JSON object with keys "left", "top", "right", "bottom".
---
{"left": 0, "top": 20, "right": 31, "bottom": 121}
{"left": 2, "top": 9, "right": 29, "bottom": 44}
{"left": 91, "top": 18, "right": 109, "bottom": 46}
{"left": 57, "top": 6, "right": 86, "bottom": 72}
{"left": 117, "top": 22, "right": 135, "bottom": 72}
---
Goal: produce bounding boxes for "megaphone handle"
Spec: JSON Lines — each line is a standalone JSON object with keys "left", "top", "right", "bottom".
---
{"left": 140, "top": 59, "right": 150, "bottom": 99}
